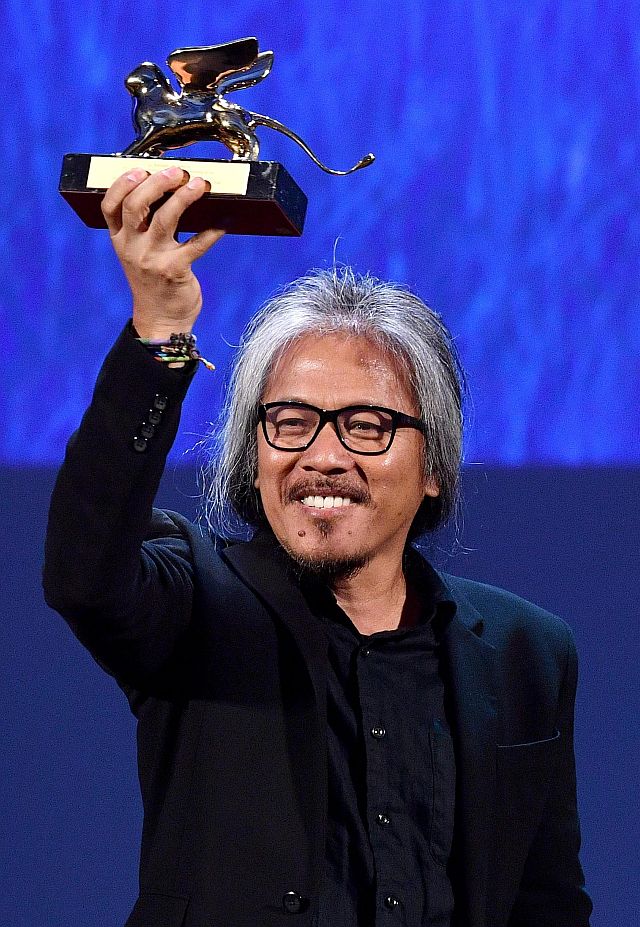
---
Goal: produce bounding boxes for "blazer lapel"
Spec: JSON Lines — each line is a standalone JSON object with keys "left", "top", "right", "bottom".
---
{"left": 220, "top": 531, "right": 328, "bottom": 712}
{"left": 440, "top": 582, "right": 500, "bottom": 927}
{"left": 220, "top": 531, "right": 329, "bottom": 897}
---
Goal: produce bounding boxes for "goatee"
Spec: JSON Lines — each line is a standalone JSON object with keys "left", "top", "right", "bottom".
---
{"left": 291, "top": 553, "right": 369, "bottom": 583}
{"left": 281, "top": 532, "right": 369, "bottom": 583}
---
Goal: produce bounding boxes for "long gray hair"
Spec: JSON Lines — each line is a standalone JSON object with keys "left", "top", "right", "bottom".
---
{"left": 201, "top": 267, "right": 465, "bottom": 540}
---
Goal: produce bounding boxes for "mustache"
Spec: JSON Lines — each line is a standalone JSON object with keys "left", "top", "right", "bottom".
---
{"left": 286, "top": 479, "right": 370, "bottom": 505}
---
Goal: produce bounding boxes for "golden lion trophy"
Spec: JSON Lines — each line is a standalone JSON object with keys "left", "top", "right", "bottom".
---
{"left": 59, "top": 37, "right": 375, "bottom": 236}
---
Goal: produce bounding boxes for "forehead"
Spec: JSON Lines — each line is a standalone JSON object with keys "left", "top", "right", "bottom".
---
{"left": 262, "top": 332, "right": 417, "bottom": 410}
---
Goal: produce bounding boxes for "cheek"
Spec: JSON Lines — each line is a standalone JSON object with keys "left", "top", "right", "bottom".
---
{"left": 255, "top": 437, "right": 275, "bottom": 491}
{"left": 374, "top": 447, "right": 433, "bottom": 506}
{"left": 255, "top": 443, "right": 293, "bottom": 498}
{"left": 254, "top": 433, "right": 262, "bottom": 489}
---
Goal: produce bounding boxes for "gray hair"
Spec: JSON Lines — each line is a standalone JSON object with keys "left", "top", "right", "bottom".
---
{"left": 201, "top": 266, "right": 465, "bottom": 540}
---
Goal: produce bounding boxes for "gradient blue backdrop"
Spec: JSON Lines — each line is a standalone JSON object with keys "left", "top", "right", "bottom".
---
{"left": 1, "top": 1, "right": 638, "bottom": 925}
{"left": 1, "top": 0, "right": 638, "bottom": 464}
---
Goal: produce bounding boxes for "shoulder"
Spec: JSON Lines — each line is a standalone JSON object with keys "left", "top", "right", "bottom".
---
{"left": 439, "top": 571, "right": 575, "bottom": 657}
{"left": 148, "top": 507, "right": 229, "bottom": 558}
{"left": 147, "top": 510, "right": 262, "bottom": 591}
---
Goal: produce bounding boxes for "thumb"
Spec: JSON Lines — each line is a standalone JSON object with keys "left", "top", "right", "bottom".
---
{"left": 180, "top": 227, "right": 226, "bottom": 264}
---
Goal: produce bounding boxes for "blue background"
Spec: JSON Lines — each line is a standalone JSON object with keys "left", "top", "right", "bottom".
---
{"left": 1, "top": 1, "right": 638, "bottom": 925}
{"left": 1, "top": 0, "right": 638, "bottom": 464}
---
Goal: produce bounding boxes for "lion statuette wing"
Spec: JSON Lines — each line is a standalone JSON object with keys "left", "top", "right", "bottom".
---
{"left": 167, "top": 38, "right": 272, "bottom": 97}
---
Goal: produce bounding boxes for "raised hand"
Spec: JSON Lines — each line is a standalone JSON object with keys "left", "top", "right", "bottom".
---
{"left": 101, "top": 167, "right": 225, "bottom": 339}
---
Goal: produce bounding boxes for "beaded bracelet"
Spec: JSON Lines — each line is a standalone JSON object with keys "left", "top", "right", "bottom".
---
{"left": 137, "top": 332, "right": 215, "bottom": 371}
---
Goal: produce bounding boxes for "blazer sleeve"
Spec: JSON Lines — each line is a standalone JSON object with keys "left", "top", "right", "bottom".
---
{"left": 507, "top": 628, "right": 593, "bottom": 927}
{"left": 43, "top": 322, "right": 200, "bottom": 684}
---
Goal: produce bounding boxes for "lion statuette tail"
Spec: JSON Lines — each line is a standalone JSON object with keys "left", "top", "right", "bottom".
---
{"left": 247, "top": 111, "right": 375, "bottom": 176}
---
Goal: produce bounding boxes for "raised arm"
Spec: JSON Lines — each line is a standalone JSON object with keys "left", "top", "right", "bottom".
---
{"left": 43, "top": 168, "right": 224, "bottom": 685}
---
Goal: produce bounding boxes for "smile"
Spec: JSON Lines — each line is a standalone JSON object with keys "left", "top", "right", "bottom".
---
{"left": 300, "top": 496, "right": 353, "bottom": 509}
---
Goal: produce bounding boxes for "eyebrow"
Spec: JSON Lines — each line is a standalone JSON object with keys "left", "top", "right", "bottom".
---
{"left": 265, "top": 398, "right": 390, "bottom": 407}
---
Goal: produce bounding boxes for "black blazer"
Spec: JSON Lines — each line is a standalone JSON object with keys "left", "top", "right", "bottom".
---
{"left": 43, "top": 328, "right": 592, "bottom": 927}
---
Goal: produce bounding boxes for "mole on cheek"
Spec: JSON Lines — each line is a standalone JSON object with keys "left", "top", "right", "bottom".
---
{"left": 298, "top": 530, "right": 306, "bottom": 537}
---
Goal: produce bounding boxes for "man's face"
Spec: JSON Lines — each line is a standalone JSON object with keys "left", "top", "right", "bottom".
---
{"left": 255, "top": 333, "right": 439, "bottom": 575}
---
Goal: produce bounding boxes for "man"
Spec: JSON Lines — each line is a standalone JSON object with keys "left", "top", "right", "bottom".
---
{"left": 43, "top": 167, "right": 592, "bottom": 927}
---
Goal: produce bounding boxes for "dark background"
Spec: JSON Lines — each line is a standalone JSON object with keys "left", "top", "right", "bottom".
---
{"left": 2, "top": 465, "right": 637, "bottom": 925}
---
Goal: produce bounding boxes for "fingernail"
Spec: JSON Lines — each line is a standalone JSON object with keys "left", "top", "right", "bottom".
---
{"left": 126, "top": 169, "right": 149, "bottom": 182}
{"left": 187, "top": 176, "right": 210, "bottom": 190}
{"left": 162, "top": 166, "right": 185, "bottom": 179}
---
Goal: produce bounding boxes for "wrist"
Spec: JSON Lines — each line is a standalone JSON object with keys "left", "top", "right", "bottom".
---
{"left": 132, "top": 321, "right": 195, "bottom": 340}
{"left": 134, "top": 329, "right": 215, "bottom": 372}
{"left": 132, "top": 307, "right": 200, "bottom": 341}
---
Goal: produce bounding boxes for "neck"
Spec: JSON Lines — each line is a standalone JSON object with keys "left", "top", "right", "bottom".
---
{"left": 330, "top": 555, "right": 419, "bottom": 635}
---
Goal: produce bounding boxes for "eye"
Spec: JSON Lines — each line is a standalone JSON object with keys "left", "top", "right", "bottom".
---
{"left": 348, "top": 419, "right": 384, "bottom": 436}
{"left": 276, "top": 416, "right": 311, "bottom": 433}
{"left": 267, "top": 406, "right": 317, "bottom": 435}
{"left": 341, "top": 409, "right": 392, "bottom": 440}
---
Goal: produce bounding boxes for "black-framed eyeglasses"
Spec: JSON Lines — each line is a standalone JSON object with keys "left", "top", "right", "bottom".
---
{"left": 258, "top": 401, "right": 427, "bottom": 456}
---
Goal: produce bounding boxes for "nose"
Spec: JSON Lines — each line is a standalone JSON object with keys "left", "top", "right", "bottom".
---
{"left": 299, "top": 420, "right": 356, "bottom": 473}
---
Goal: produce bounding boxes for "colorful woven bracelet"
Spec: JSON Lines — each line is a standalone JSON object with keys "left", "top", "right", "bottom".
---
{"left": 137, "top": 332, "right": 215, "bottom": 371}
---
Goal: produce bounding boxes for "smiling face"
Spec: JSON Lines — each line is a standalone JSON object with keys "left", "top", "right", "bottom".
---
{"left": 255, "top": 332, "right": 440, "bottom": 577}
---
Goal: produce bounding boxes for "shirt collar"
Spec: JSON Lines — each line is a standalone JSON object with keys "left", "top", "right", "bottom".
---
{"left": 297, "top": 544, "right": 456, "bottom": 642}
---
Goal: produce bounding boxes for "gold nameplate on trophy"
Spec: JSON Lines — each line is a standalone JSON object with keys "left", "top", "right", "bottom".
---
{"left": 86, "top": 157, "right": 250, "bottom": 194}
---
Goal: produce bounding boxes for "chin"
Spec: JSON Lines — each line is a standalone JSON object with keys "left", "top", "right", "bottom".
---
{"left": 279, "top": 522, "right": 370, "bottom": 581}
{"left": 288, "top": 550, "right": 369, "bottom": 582}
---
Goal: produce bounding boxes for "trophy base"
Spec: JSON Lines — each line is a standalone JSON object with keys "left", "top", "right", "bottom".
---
{"left": 59, "top": 154, "right": 308, "bottom": 236}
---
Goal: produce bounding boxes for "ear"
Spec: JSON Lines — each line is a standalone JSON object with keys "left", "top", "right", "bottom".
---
{"left": 254, "top": 474, "right": 260, "bottom": 490}
{"left": 424, "top": 474, "right": 440, "bottom": 499}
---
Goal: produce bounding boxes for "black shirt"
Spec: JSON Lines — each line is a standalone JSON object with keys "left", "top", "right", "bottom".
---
{"left": 302, "top": 552, "right": 457, "bottom": 927}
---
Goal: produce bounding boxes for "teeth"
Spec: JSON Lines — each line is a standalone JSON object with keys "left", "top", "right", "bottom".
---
{"left": 300, "top": 496, "right": 352, "bottom": 509}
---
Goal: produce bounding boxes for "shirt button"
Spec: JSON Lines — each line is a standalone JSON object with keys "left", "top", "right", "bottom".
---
{"left": 132, "top": 436, "right": 148, "bottom": 453}
{"left": 149, "top": 409, "right": 162, "bottom": 425}
{"left": 282, "top": 891, "right": 304, "bottom": 914}
{"left": 153, "top": 394, "right": 168, "bottom": 411}
{"left": 360, "top": 647, "right": 371, "bottom": 657}
{"left": 377, "top": 812, "right": 391, "bottom": 826}
{"left": 140, "top": 422, "right": 155, "bottom": 439}
{"left": 384, "top": 894, "right": 401, "bottom": 909}
{"left": 371, "top": 726, "right": 386, "bottom": 739}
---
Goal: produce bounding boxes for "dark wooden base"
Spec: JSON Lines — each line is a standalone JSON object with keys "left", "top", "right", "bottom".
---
{"left": 59, "top": 154, "right": 308, "bottom": 236}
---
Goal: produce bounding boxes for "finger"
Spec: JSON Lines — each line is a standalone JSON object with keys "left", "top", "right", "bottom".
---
{"left": 101, "top": 168, "right": 149, "bottom": 235}
{"left": 146, "top": 175, "right": 213, "bottom": 244}
{"left": 120, "top": 166, "right": 189, "bottom": 234}
{"left": 179, "top": 227, "right": 226, "bottom": 263}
